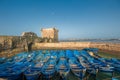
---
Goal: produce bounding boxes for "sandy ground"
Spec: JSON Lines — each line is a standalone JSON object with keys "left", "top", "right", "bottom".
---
{"left": 99, "top": 49, "right": 120, "bottom": 56}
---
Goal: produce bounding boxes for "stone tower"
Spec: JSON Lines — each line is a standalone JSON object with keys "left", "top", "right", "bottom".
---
{"left": 41, "top": 28, "right": 58, "bottom": 42}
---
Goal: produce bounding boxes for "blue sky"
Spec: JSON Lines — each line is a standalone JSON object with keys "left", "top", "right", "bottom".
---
{"left": 0, "top": 0, "right": 120, "bottom": 39}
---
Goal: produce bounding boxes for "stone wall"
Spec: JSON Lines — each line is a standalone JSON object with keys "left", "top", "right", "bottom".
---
{"left": 0, "top": 41, "right": 120, "bottom": 57}
{"left": 0, "top": 36, "right": 13, "bottom": 43}
{"left": 89, "top": 42, "right": 120, "bottom": 52}
{"left": 0, "top": 36, "right": 27, "bottom": 51}
{"left": 34, "top": 42, "right": 91, "bottom": 50}
{"left": 34, "top": 42, "right": 120, "bottom": 52}
{"left": 0, "top": 36, "right": 15, "bottom": 51}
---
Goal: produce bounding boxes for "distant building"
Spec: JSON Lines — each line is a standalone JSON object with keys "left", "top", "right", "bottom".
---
{"left": 41, "top": 28, "right": 58, "bottom": 42}
{"left": 21, "top": 32, "right": 37, "bottom": 37}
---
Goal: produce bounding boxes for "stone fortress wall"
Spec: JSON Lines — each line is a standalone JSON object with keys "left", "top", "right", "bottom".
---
{"left": 0, "top": 36, "right": 120, "bottom": 58}
{"left": 90, "top": 42, "right": 120, "bottom": 52}
{"left": 0, "top": 28, "right": 120, "bottom": 54}
{"left": 34, "top": 42, "right": 120, "bottom": 52}
{"left": 0, "top": 35, "right": 120, "bottom": 52}
{"left": 0, "top": 36, "right": 18, "bottom": 50}
{"left": 0, "top": 36, "right": 13, "bottom": 43}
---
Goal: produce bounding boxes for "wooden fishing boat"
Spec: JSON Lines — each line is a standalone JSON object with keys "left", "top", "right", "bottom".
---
{"left": 26, "top": 52, "right": 37, "bottom": 62}
{"left": 59, "top": 50, "right": 66, "bottom": 58}
{"left": 69, "top": 57, "right": 86, "bottom": 79}
{"left": 24, "top": 69, "right": 40, "bottom": 80}
{"left": 42, "top": 51, "right": 51, "bottom": 63}
{"left": 41, "top": 59, "right": 56, "bottom": 79}
{"left": 80, "top": 50, "right": 115, "bottom": 77}
{"left": 24, "top": 51, "right": 44, "bottom": 80}
{"left": 56, "top": 57, "right": 70, "bottom": 80}
{"left": 66, "top": 50, "right": 75, "bottom": 59}
{"left": 88, "top": 57, "right": 114, "bottom": 73}
{"left": 78, "top": 55, "right": 98, "bottom": 75}
{"left": 50, "top": 50, "right": 58, "bottom": 61}
{"left": 86, "top": 53, "right": 115, "bottom": 78}
{"left": 98, "top": 65, "right": 114, "bottom": 73}
{"left": 24, "top": 62, "right": 43, "bottom": 80}
{"left": 97, "top": 58, "right": 119, "bottom": 73}
{"left": 110, "top": 58, "right": 120, "bottom": 72}
{"left": 0, "top": 62, "right": 31, "bottom": 80}
{"left": 0, "top": 57, "right": 6, "bottom": 64}
{"left": 110, "top": 58, "right": 120, "bottom": 64}
{"left": 34, "top": 52, "right": 44, "bottom": 64}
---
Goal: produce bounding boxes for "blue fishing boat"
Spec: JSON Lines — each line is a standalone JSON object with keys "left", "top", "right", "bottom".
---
{"left": 78, "top": 55, "right": 98, "bottom": 76}
{"left": 0, "top": 62, "right": 31, "bottom": 80}
{"left": 111, "top": 58, "right": 120, "bottom": 63}
{"left": 50, "top": 50, "right": 58, "bottom": 61}
{"left": 110, "top": 58, "right": 120, "bottom": 72}
{"left": 58, "top": 50, "right": 65, "bottom": 57}
{"left": 41, "top": 58, "right": 56, "bottom": 79}
{"left": 86, "top": 49, "right": 115, "bottom": 78}
{"left": 83, "top": 50, "right": 115, "bottom": 74}
{"left": 24, "top": 69, "right": 40, "bottom": 80}
{"left": 98, "top": 65, "right": 114, "bottom": 73}
{"left": 34, "top": 51, "right": 44, "bottom": 63}
{"left": 26, "top": 52, "right": 37, "bottom": 62}
{"left": 0, "top": 62, "right": 14, "bottom": 73}
{"left": 69, "top": 57, "right": 86, "bottom": 79}
{"left": 24, "top": 62, "right": 42, "bottom": 80}
{"left": 66, "top": 50, "right": 75, "bottom": 59}
{"left": 42, "top": 51, "right": 51, "bottom": 63}
{"left": 0, "top": 57, "right": 6, "bottom": 63}
{"left": 0, "top": 54, "right": 22, "bottom": 71}
{"left": 56, "top": 57, "right": 70, "bottom": 80}
{"left": 88, "top": 57, "right": 114, "bottom": 74}
{"left": 97, "top": 58, "right": 119, "bottom": 73}
{"left": 24, "top": 52, "right": 44, "bottom": 80}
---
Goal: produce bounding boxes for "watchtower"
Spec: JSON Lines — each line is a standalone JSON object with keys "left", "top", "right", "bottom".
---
{"left": 41, "top": 28, "right": 58, "bottom": 42}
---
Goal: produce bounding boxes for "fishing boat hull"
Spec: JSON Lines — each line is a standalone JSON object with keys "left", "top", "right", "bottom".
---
{"left": 71, "top": 68, "right": 86, "bottom": 78}
{"left": 41, "top": 59, "right": 56, "bottom": 79}
{"left": 24, "top": 70, "right": 40, "bottom": 80}
{"left": 56, "top": 57, "right": 70, "bottom": 80}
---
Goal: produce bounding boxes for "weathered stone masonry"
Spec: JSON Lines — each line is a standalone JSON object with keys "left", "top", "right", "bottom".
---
{"left": 41, "top": 28, "right": 58, "bottom": 42}
{"left": 33, "top": 42, "right": 120, "bottom": 52}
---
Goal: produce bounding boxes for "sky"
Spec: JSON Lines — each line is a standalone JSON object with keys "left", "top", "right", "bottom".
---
{"left": 0, "top": 0, "right": 120, "bottom": 40}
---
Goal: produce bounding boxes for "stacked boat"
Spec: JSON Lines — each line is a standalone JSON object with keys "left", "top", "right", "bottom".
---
{"left": 0, "top": 48, "right": 120, "bottom": 80}
{"left": 41, "top": 58, "right": 56, "bottom": 79}
{"left": 69, "top": 57, "right": 86, "bottom": 79}
{"left": 56, "top": 57, "right": 70, "bottom": 80}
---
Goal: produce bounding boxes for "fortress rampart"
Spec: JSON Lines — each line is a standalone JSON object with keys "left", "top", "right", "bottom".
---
{"left": 89, "top": 42, "right": 120, "bottom": 52}
{"left": 34, "top": 42, "right": 91, "bottom": 50}
{"left": 34, "top": 42, "right": 120, "bottom": 51}
{"left": 0, "top": 41, "right": 120, "bottom": 57}
{"left": 0, "top": 28, "right": 120, "bottom": 57}
{"left": 34, "top": 42, "right": 120, "bottom": 52}
{"left": 0, "top": 36, "right": 120, "bottom": 52}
